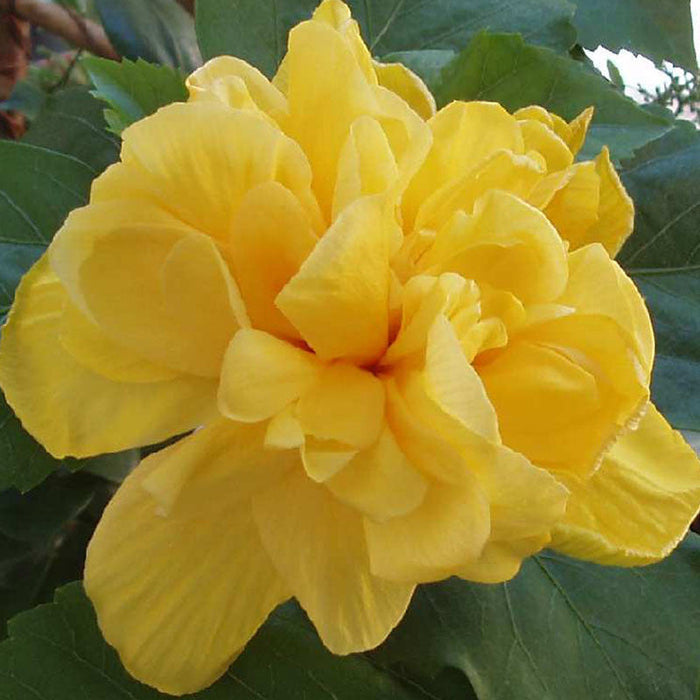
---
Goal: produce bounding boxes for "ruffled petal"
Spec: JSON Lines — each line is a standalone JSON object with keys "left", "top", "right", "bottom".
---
{"left": 422, "top": 190, "right": 569, "bottom": 305}
{"left": 253, "top": 468, "right": 415, "bottom": 653}
{"left": 85, "top": 421, "right": 295, "bottom": 695}
{"left": 373, "top": 60, "right": 436, "bottom": 120}
{"left": 218, "top": 329, "right": 321, "bottom": 422}
{"left": 186, "top": 55, "right": 288, "bottom": 123}
{"left": 587, "top": 147, "right": 635, "bottom": 256}
{"left": 0, "top": 257, "right": 217, "bottom": 458}
{"left": 551, "top": 404, "right": 700, "bottom": 565}
{"left": 92, "top": 101, "right": 320, "bottom": 241}
{"left": 276, "top": 196, "right": 395, "bottom": 364}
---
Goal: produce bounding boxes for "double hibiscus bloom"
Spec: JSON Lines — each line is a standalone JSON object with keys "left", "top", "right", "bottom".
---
{"left": 1, "top": 0, "right": 698, "bottom": 695}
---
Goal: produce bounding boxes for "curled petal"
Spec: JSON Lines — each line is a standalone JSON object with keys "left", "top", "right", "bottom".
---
{"left": 552, "top": 404, "right": 700, "bottom": 565}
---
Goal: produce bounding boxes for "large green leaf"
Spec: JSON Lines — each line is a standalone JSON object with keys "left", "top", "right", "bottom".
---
{"left": 433, "top": 32, "right": 672, "bottom": 161}
{"left": 95, "top": 0, "right": 201, "bottom": 72}
{"left": 0, "top": 142, "right": 94, "bottom": 318}
{"left": 572, "top": 0, "right": 697, "bottom": 72}
{"left": 0, "top": 473, "right": 107, "bottom": 637}
{"left": 374, "top": 536, "right": 700, "bottom": 700}
{"left": 82, "top": 56, "right": 188, "bottom": 135}
{"left": 617, "top": 139, "right": 700, "bottom": 431}
{"left": 0, "top": 583, "right": 459, "bottom": 699}
{"left": 196, "top": 0, "right": 576, "bottom": 78}
{"left": 22, "top": 87, "right": 119, "bottom": 173}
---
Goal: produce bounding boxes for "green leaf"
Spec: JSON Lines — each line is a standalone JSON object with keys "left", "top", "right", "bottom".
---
{"left": 373, "top": 536, "right": 700, "bottom": 700}
{"left": 572, "top": 0, "right": 697, "bottom": 72}
{"left": 433, "top": 32, "right": 672, "bottom": 162}
{"left": 0, "top": 473, "right": 107, "bottom": 637}
{"left": 94, "top": 0, "right": 201, "bottom": 72}
{"left": 616, "top": 138, "right": 700, "bottom": 431}
{"left": 82, "top": 56, "right": 188, "bottom": 135}
{"left": 0, "top": 141, "right": 94, "bottom": 318}
{"left": 0, "top": 584, "right": 453, "bottom": 699}
{"left": 196, "top": 0, "right": 576, "bottom": 79}
{"left": 22, "top": 87, "right": 119, "bottom": 173}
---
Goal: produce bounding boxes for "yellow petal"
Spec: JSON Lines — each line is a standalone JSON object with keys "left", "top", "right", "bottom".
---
{"left": 403, "top": 101, "right": 523, "bottom": 227}
{"left": 253, "top": 468, "right": 415, "bottom": 653}
{"left": 457, "top": 534, "right": 551, "bottom": 584}
{"left": 264, "top": 404, "right": 305, "bottom": 449}
{"left": 586, "top": 146, "right": 635, "bottom": 256}
{"left": 542, "top": 161, "right": 601, "bottom": 249}
{"left": 552, "top": 404, "right": 700, "bottom": 565}
{"left": 482, "top": 312, "right": 648, "bottom": 476}
{"left": 424, "top": 190, "right": 569, "bottom": 305}
{"left": 373, "top": 60, "right": 436, "bottom": 120}
{"left": 312, "top": 0, "right": 377, "bottom": 84}
{"left": 218, "top": 329, "right": 320, "bottom": 422}
{"left": 332, "top": 116, "right": 399, "bottom": 219}
{"left": 276, "top": 196, "right": 394, "bottom": 364}
{"left": 414, "top": 149, "right": 546, "bottom": 232}
{"left": 301, "top": 437, "right": 358, "bottom": 482}
{"left": 296, "top": 362, "right": 385, "bottom": 449}
{"left": 364, "top": 477, "right": 490, "bottom": 583}
{"left": 93, "top": 101, "right": 320, "bottom": 242}
{"left": 283, "top": 19, "right": 380, "bottom": 216}
{"left": 326, "top": 425, "right": 427, "bottom": 522}
{"left": 0, "top": 256, "right": 217, "bottom": 459}
{"left": 518, "top": 118, "right": 573, "bottom": 172}
{"left": 186, "top": 55, "right": 288, "bottom": 123}
{"left": 59, "top": 301, "right": 178, "bottom": 384}
{"left": 565, "top": 106, "right": 594, "bottom": 156}
{"left": 85, "top": 421, "right": 294, "bottom": 695}
{"left": 229, "top": 182, "right": 318, "bottom": 340}
{"left": 50, "top": 201, "right": 243, "bottom": 377}
{"left": 559, "top": 243, "right": 654, "bottom": 378}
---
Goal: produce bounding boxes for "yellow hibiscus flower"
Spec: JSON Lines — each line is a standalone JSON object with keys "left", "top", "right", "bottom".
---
{"left": 1, "top": 0, "right": 699, "bottom": 695}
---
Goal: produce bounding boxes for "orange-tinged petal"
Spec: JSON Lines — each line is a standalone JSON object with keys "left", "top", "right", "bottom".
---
{"left": 85, "top": 421, "right": 295, "bottom": 695}
{"left": 326, "top": 425, "right": 427, "bottom": 522}
{"left": 186, "top": 55, "right": 288, "bottom": 123}
{"left": 229, "top": 182, "right": 318, "bottom": 340}
{"left": 0, "top": 257, "right": 217, "bottom": 458}
{"left": 552, "top": 404, "right": 700, "bottom": 565}
{"left": 93, "top": 101, "right": 320, "bottom": 242}
{"left": 296, "top": 362, "right": 385, "bottom": 449}
{"left": 218, "top": 329, "right": 321, "bottom": 422}
{"left": 373, "top": 60, "right": 436, "bottom": 120}
{"left": 253, "top": 468, "right": 415, "bottom": 654}
{"left": 50, "top": 200, "right": 243, "bottom": 377}
{"left": 276, "top": 195, "right": 395, "bottom": 364}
